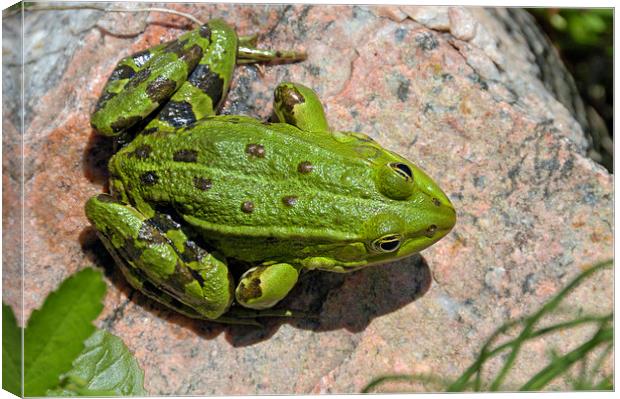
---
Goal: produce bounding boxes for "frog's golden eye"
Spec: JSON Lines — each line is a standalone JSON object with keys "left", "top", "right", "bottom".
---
{"left": 371, "top": 233, "right": 402, "bottom": 253}
{"left": 375, "top": 162, "right": 415, "bottom": 200}
{"left": 390, "top": 162, "right": 413, "bottom": 181}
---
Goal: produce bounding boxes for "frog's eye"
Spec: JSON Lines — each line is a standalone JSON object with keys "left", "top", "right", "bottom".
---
{"left": 375, "top": 162, "right": 415, "bottom": 200}
{"left": 391, "top": 163, "right": 413, "bottom": 181}
{"left": 371, "top": 234, "right": 402, "bottom": 253}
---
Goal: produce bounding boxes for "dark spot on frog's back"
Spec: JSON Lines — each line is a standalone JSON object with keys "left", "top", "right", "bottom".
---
{"left": 173, "top": 149, "right": 198, "bottom": 163}
{"left": 238, "top": 278, "right": 262, "bottom": 302}
{"left": 181, "top": 241, "right": 205, "bottom": 263}
{"left": 188, "top": 64, "right": 224, "bottom": 106}
{"left": 137, "top": 222, "right": 167, "bottom": 244}
{"left": 130, "top": 144, "right": 152, "bottom": 159}
{"left": 297, "top": 161, "right": 313, "bottom": 174}
{"left": 147, "top": 213, "right": 181, "bottom": 233}
{"left": 110, "top": 115, "right": 142, "bottom": 133}
{"left": 193, "top": 177, "right": 212, "bottom": 191}
{"left": 120, "top": 237, "right": 143, "bottom": 260}
{"left": 282, "top": 196, "right": 298, "bottom": 207}
{"left": 140, "top": 171, "right": 159, "bottom": 185}
{"left": 164, "top": 39, "right": 189, "bottom": 57}
{"left": 140, "top": 127, "right": 159, "bottom": 135}
{"left": 241, "top": 201, "right": 255, "bottom": 213}
{"left": 432, "top": 197, "right": 441, "bottom": 207}
{"left": 245, "top": 143, "right": 266, "bottom": 158}
{"left": 94, "top": 91, "right": 117, "bottom": 111}
{"left": 158, "top": 100, "right": 197, "bottom": 128}
{"left": 146, "top": 77, "right": 177, "bottom": 104}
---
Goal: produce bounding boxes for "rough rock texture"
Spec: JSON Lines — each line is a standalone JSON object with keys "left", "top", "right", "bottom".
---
{"left": 4, "top": 4, "right": 612, "bottom": 394}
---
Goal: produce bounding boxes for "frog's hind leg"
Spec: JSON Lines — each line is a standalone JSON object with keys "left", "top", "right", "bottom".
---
{"left": 142, "top": 20, "right": 241, "bottom": 133}
{"left": 117, "top": 263, "right": 262, "bottom": 326}
{"left": 85, "top": 194, "right": 234, "bottom": 321}
{"left": 272, "top": 82, "right": 330, "bottom": 132}
{"left": 91, "top": 42, "right": 168, "bottom": 121}
{"left": 91, "top": 33, "right": 205, "bottom": 137}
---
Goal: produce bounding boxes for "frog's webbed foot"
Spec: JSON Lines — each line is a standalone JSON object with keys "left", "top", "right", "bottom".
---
{"left": 237, "top": 35, "right": 306, "bottom": 64}
{"left": 272, "top": 82, "right": 330, "bottom": 132}
{"left": 85, "top": 194, "right": 234, "bottom": 320}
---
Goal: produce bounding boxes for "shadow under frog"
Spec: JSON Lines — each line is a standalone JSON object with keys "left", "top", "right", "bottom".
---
{"left": 223, "top": 254, "right": 432, "bottom": 347}
{"left": 81, "top": 220, "right": 430, "bottom": 347}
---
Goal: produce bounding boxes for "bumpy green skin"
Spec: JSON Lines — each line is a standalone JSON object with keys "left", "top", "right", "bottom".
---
{"left": 85, "top": 20, "right": 456, "bottom": 321}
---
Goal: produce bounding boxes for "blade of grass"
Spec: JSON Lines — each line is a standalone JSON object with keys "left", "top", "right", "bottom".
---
{"left": 362, "top": 373, "right": 447, "bottom": 393}
{"left": 489, "top": 260, "right": 611, "bottom": 390}
{"left": 448, "top": 260, "right": 611, "bottom": 391}
{"left": 520, "top": 324, "right": 612, "bottom": 390}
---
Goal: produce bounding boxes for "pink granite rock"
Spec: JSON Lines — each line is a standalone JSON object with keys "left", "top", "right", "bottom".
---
{"left": 4, "top": 4, "right": 612, "bottom": 394}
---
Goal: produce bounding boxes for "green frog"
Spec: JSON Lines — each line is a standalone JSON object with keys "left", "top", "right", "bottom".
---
{"left": 85, "top": 19, "right": 456, "bottom": 323}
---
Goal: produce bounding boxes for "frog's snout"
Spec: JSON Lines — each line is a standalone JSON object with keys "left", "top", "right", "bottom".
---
{"left": 425, "top": 203, "right": 456, "bottom": 240}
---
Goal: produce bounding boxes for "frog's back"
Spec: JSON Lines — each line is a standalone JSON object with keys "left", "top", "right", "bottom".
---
{"left": 110, "top": 116, "right": 398, "bottom": 247}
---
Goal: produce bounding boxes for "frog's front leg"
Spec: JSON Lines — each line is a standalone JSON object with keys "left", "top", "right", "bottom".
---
{"left": 85, "top": 194, "right": 234, "bottom": 320}
{"left": 272, "top": 82, "right": 330, "bottom": 132}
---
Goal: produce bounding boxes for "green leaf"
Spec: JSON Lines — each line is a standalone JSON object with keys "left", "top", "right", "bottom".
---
{"left": 47, "top": 330, "right": 146, "bottom": 396}
{"left": 24, "top": 268, "right": 106, "bottom": 396}
{"left": 3, "top": 303, "right": 22, "bottom": 396}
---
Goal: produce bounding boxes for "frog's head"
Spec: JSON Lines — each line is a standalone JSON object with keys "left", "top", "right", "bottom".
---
{"left": 301, "top": 145, "right": 456, "bottom": 272}
{"left": 361, "top": 159, "right": 456, "bottom": 264}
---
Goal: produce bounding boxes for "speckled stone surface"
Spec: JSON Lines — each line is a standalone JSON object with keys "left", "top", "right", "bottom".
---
{"left": 4, "top": 4, "right": 612, "bottom": 394}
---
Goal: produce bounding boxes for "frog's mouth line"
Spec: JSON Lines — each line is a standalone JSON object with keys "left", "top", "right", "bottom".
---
{"left": 399, "top": 227, "right": 452, "bottom": 253}
{"left": 352, "top": 226, "right": 451, "bottom": 269}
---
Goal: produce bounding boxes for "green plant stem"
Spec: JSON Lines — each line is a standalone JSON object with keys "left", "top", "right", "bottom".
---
{"left": 448, "top": 260, "right": 612, "bottom": 391}
{"left": 362, "top": 373, "right": 447, "bottom": 393}
{"left": 520, "top": 324, "right": 612, "bottom": 390}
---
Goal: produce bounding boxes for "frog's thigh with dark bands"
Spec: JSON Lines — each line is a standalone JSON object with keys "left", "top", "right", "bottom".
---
{"left": 84, "top": 195, "right": 233, "bottom": 319}
{"left": 150, "top": 61, "right": 228, "bottom": 132}
{"left": 149, "top": 20, "right": 238, "bottom": 131}
{"left": 92, "top": 39, "right": 203, "bottom": 136}
{"left": 92, "top": 42, "right": 169, "bottom": 114}
{"left": 107, "top": 245, "right": 207, "bottom": 320}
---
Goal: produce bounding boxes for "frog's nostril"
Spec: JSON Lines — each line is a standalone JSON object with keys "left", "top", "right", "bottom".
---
{"left": 425, "top": 224, "right": 437, "bottom": 238}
